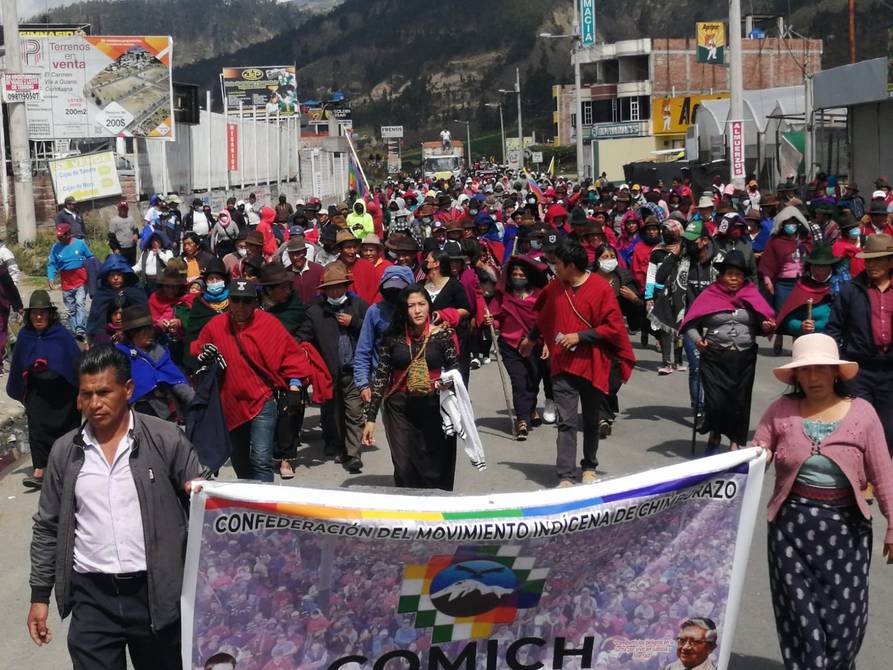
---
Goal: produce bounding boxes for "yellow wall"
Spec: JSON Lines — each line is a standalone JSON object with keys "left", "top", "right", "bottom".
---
{"left": 594, "top": 136, "right": 661, "bottom": 181}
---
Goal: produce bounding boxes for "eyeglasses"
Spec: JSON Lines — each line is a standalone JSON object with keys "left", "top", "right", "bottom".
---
{"left": 676, "top": 637, "right": 710, "bottom": 647}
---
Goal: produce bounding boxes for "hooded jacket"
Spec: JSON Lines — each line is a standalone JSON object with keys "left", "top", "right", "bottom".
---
{"left": 256, "top": 206, "right": 281, "bottom": 259}
{"left": 86, "top": 255, "right": 147, "bottom": 337}
{"left": 346, "top": 200, "right": 375, "bottom": 239}
{"left": 353, "top": 265, "right": 415, "bottom": 389}
{"left": 210, "top": 209, "right": 241, "bottom": 253}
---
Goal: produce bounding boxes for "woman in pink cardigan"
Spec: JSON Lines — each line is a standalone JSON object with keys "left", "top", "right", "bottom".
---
{"left": 751, "top": 333, "right": 893, "bottom": 670}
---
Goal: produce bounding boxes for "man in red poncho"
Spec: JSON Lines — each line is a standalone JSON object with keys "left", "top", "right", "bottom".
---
{"left": 521, "top": 239, "right": 635, "bottom": 487}
{"left": 329, "top": 229, "right": 380, "bottom": 304}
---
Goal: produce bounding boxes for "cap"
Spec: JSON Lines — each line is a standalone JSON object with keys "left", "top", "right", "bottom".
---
{"left": 681, "top": 220, "right": 706, "bottom": 241}
{"left": 55, "top": 223, "right": 71, "bottom": 236}
{"left": 229, "top": 279, "right": 258, "bottom": 298}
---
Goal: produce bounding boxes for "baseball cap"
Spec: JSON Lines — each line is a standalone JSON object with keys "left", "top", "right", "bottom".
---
{"left": 682, "top": 220, "right": 705, "bottom": 241}
{"left": 229, "top": 279, "right": 257, "bottom": 299}
{"left": 55, "top": 223, "right": 71, "bottom": 236}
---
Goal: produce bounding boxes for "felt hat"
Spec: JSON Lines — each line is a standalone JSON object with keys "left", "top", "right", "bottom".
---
{"left": 855, "top": 233, "right": 893, "bottom": 259}
{"left": 744, "top": 209, "right": 762, "bottom": 222}
{"left": 318, "top": 264, "right": 353, "bottom": 288}
{"left": 804, "top": 245, "right": 840, "bottom": 266}
{"left": 334, "top": 229, "right": 358, "bottom": 247}
{"left": 286, "top": 237, "right": 307, "bottom": 252}
{"left": 697, "top": 194, "right": 714, "bottom": 209}
{"left": 868, "top": 200, "right": 888, "bottom": 216}
{"left": 202, "top": 257, "right": 229, "bottom": 282}
{"left": 385, "top": 233, "right": 420, "bottom": 253}
{"left": 245, "top": 230, "right": 264, "bottom": 247}
{"left": 443, "top": 240, "right": 465, "bottom": 260}
{"left": 25, "top": 289, "right": 56, "bottom": 311}
{"left": 258, "top": 262, "right": 292, "bottom": 287}
{"left": 121, "top": 304, "right": 153, "bottom": 331}
{"left": 361, "top": 233, "right": 382, "bottom": 247}
{"left": 773, "top": 333, "right": 858, "bottom": 384}
{"left": 157, "top": 266, "right": 187, "bottom": 286}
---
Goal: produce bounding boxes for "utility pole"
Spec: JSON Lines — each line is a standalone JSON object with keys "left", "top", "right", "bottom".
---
{"left": 2, "top": 0, "right": 37, "bottom": 242}
{"left": 728, "top": 0, "right": 745, "bottom": 189}
{"left": 516, "top": 67, "right": 523, "bottom": 171}
{"left": 848, "top": 0, "right": 856, "bottom": 63}
{"left": 573, "top": 0, "right": 585, "bottom": 182}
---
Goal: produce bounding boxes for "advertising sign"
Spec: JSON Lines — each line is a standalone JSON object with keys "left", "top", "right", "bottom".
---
{"left": 580, "top": 0, "right": 595, "bottom": 46}
{"left": 221, "top": 66, "right": 298, "bottom": 115}
{"left": 48, "top": 150, "right": 121, "bottom": 203}
{"left": 652, "top": 93, "right": 730, "bottom": 135}
{"left": 183, "top": 450, "right": 765, "bottom": 670}
{"left": 226, "top": 123, "right": 238, "bottom": 172}
{"left": 696, "top": 22, "right": 726, "bottom": 64}
{"left": 2, "top": 74, "right": 42, "bottom": 103}
{"left": 730, "top": 119, "right": 746, "bottom": 180}
{"left": 381, "top": 125, "right": 404, "bottom": 139}
{"left": 20, "top": 35, "right": 174, "bottom": 140}
{"left": 592, "top": 122, "right": 643, "bottom": 139}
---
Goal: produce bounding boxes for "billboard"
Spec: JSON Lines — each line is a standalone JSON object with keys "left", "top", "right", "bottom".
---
{"left": 652, "top": 93, "right": 730, "bottom": 135}
{"left": 221, "top": 66, "right": 298, "bottom": 115}
{"left": 182, "top": 450, "right": 765, "bottom": 670}
{"left": 696, "top": 22, "right": 725, "bottom": 64}
{"left": 20, "top": 35, "right": 174, "bottom": 140}
{"left": 48, "top": 151, "right": 122, "bottom": 203}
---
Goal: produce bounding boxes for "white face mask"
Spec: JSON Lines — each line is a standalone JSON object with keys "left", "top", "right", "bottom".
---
{"left": 327, "top": 294, "right": 348, "bottom": 306}
{"left": 599, "top": 258, "right": 619, "bottom": 273}
{"left": 236, "top": 247, "right": 248, "bottom": 257}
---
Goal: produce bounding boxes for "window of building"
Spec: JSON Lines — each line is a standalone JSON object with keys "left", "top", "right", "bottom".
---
{"left": 591, "top": 99, "right": 615, "bottom": 124}
{"left": 582, "top": 101, "right": 593, "bottom": 126}
{"left": 571, "top": 113, "right": 576, "bottom": 129}
{"left": 629, "top": 98, "right": 640, "bottom": 121}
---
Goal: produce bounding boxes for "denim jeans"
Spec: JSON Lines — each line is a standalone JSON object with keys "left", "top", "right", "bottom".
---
{"left": 63, "top": 284, "right": 87, "bottom": 336}
{"left": 682, "top": 337, "right": 702, "bottom": 412}
{"left": 229, "top": 397, "right": 277, "bottom": 482}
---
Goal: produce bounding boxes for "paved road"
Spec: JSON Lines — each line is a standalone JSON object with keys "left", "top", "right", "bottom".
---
{"left": 0, "top": 338, "right": 890, "bottom": 669}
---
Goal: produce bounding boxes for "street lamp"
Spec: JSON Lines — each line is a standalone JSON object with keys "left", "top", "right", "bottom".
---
{"left": 452, "top": 119, "right": 471, "bottom": 174}
{"left": 539, "top": 28, "right": 585, "bottom": 182}
{"left": 499, "top": 67, "right": 523, "bottom": 172}
{"left": 485, "top": 102, "right": 506, "bottom": 166}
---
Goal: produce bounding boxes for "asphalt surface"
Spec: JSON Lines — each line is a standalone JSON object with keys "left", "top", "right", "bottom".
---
{"left": 0, "top": 336, "right": 890, "bottom": 669}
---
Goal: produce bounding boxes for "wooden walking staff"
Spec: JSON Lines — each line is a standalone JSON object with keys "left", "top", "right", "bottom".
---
{"left": 806, "top": 298, "right": 814, "bottom": 323}
{"left": 486, "top": 310, "right": 517, "bottom": 438}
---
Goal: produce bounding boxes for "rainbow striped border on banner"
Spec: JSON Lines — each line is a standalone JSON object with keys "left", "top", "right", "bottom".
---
{"left": 204, "top": 462, "right": 748, "bottom": 522}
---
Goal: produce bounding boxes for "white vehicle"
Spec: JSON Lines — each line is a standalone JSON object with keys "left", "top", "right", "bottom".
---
{"left": 421, "top": 141, "right": 464, "bottom": 181}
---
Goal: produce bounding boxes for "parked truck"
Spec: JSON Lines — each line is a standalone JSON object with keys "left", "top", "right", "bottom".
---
{"left": 421, "top": 140, "right": 465, "bottom": 181}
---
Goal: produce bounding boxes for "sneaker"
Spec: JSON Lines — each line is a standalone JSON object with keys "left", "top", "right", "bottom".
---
{"left": 581, "top": 470, "right": 598, "bottom": 484}
{"left": 482, "top": 356, "right": 491, "bottom": 365}
{"left": 343, "top": 456, "right": 363, "bottom": 473}
{"left": 542, "top": 399, "right": 557, "bottom": 424}
{"left": 515, "top": 420, "right": 528, "bottom": 441}
{"left": 470, "top": 357, "right": 482, "bottom": 370}
{"left": 657, "top": 364, "right": 674, "bottom": 376}
{"left": 556, "top": 479, "right": 575, "bottom": 488}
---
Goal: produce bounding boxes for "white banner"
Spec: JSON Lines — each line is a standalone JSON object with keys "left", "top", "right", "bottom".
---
{"left": 729, "top": 119, "right": 745, "bottom": 181}
{"left": 48, "top": 150, "right": 122, "bottom": 203}
{"left": 2, "top": 73, "right": 42, "bottom": 103}
{"left": 182, "top": 449, "right": 765, "bottom": 670}
{"left": 381, "top": 125, "right": 404, "bottom": 139}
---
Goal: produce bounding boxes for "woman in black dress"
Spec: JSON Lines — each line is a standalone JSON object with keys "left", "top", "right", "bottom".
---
{"left": 362, "top": 284, "right": 459, "bottom": 490}
{"left": 6, "top": 290, "right": 81, "bottom": 489}
{"left": 423, "top": 248, "right": 470, "bottom": 384}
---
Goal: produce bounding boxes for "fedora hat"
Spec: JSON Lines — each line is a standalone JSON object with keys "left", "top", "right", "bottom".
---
{"left": 157, "top": 266, "right": 187, "bottom": 287}
{"left": 697, "top": 194, "right": 714, "bottom": 209}
{"left": 202, "top": 257, "right": 229, "bottom": 281}
{"left": 318, "top": 264, "right": 353, "bottom": 288}
{"left": 334, "top": 229, "right": 358, "bottom": 247}
{"left": 121, "top": 304, "right": 153, "bottom": 331}
{"left": 245, "top": 230, "right": 264, "bottom": 247}
{"left": 773, "top": 333, "right": 858, "bottom": 385}
{"left": 258, "top": 262, "right": 292, "bottom": 287}
{"left": 744, "top": 208, "right": 762, "bottom": 222}
{"left": 25, "top": 289, "right": 56, "bottom": 311}
{"left": 443, "top": 240, "right": 465, "bottom": 260}
{"left": 855, "top": 233, "right": 893, "bottom": 259}
{"left": 713, "top": 249, "right": 748, "bottom": 274}
{"left": 385, "top": 233, "right": 420, "bottom": 253}
{"left": 804, "top": 244, "right": 840, "bottom": 266}
{"left": 286, "top": 237, "right": 307, "bottom": 252}
{"left": 360, "top": 233, "right": 382, "bottom": 247}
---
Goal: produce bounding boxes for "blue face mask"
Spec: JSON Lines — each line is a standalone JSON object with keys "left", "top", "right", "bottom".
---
{"left": 848, "top": 227, "right": 860, "bottom": 239}
{"left": 783, "top": 223, "right": 798, "bottom": 236}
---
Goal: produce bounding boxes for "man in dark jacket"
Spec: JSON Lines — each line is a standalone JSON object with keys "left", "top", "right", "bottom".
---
{"left": 826, "top": 233, "right": 893, "bottom": 453}
{"left": 27, "top": 345, "right": 203, "bottom": 668}
{"left": 298, "top": 264, "right": 368, "bottom": 472}
{"left": 54, "top": 196, "right": 86, "bottom": 239}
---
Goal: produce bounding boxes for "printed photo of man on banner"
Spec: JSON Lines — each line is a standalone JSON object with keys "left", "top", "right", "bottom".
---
{"left": 181, "top": 450, "right": 765, "bottom": 670}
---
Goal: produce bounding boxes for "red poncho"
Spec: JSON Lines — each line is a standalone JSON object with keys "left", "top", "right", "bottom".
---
{"left": 535, "top": 274, "right": 636, "bottom": 393}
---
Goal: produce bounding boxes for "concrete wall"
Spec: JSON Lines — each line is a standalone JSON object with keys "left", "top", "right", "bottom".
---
{"left": 850, "top": 101, "right": 893, "bottom": 191}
